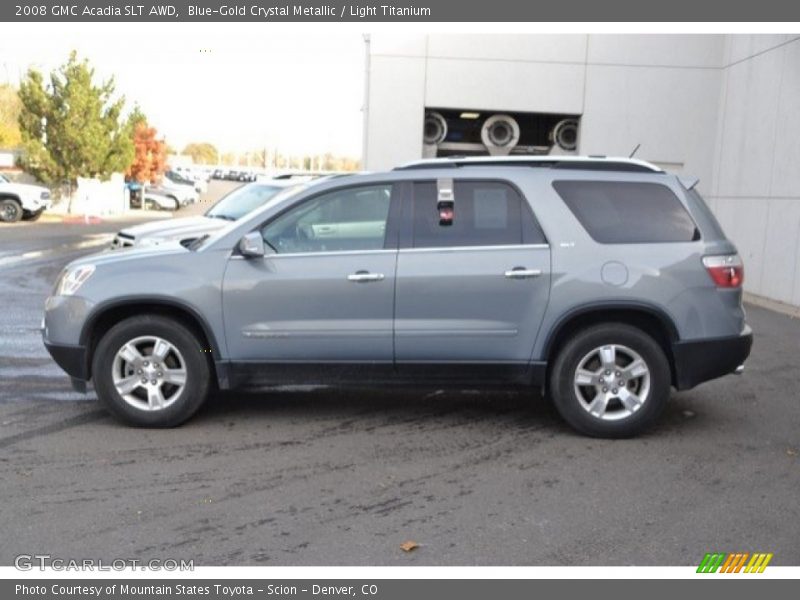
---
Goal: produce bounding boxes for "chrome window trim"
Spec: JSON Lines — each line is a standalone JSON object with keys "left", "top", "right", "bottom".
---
{"left": 229, "top": 244, "right": 548, "bottom": 260}
{"left": 400, "top": 243, "right": 549, "bottom": 254}
{"left": 230, "top": 248, "right": 397, "bottom": 260}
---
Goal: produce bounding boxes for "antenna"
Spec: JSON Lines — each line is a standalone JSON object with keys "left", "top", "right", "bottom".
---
{"left": 629, "top": 143, "right": 641, "bottom": 158}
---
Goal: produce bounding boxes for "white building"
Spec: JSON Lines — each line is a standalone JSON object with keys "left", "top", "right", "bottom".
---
{"left": 363, "top": 34, "right": 800, "bottom": 309}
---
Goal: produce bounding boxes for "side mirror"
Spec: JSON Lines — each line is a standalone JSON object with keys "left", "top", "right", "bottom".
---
{"left": 238, "top": 232, "right": 266, "bottom": 258}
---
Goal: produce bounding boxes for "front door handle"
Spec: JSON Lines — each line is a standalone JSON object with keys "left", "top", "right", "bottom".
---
{"left": 504, "top": 268, "right": 542, "bottom": 279}
{"left": 347, "top": 271, "right": 385, "bottom": 283}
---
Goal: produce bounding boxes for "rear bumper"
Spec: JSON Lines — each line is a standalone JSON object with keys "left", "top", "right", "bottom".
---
{"left": 672, "top": 326, "right": 753, "bottom": 390}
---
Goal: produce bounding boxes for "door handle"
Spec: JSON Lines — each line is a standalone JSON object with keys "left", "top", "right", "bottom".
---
{"left": 504, "top": 268, "right": 542, "bottom": 279}
{"left": 347, "top": 271, "right": 385, "bottom": 283}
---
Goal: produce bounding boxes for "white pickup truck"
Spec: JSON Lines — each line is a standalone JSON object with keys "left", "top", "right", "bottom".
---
{"left": 0, "top": 173, "right": 52, "bottom": 223}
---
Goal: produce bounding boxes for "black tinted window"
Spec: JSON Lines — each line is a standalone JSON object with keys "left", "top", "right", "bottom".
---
{"left": 553, "top": 180, "right": 698, "bottom": 243}
{"left": 412, "top": 181, "right": 543, "bottom": 247}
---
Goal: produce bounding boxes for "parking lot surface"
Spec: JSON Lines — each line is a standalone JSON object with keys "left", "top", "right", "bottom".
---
{"left": 0, "top": 181, "right": 798, "bottom": 565}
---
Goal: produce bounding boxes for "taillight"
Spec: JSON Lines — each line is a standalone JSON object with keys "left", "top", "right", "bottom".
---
{"left": 703, "top": 254, "right": 744, "bottom": 288}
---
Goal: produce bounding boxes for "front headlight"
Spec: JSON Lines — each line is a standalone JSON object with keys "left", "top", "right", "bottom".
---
{"left": 55, "top": 265, "right": 95, "bottom": 296}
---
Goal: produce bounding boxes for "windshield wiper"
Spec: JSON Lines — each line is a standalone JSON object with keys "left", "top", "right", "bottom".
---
{"left": 208, "top": 214, "right": 236, "bottom": 221}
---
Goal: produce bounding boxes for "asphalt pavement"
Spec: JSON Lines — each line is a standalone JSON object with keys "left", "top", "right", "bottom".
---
{"left": 0, "top": 180, "right": 798, "bottom": 566}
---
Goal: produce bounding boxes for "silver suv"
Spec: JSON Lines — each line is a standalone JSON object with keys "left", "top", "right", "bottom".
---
{"left": 42, "top": 157, "right": 752, "bottom": 437}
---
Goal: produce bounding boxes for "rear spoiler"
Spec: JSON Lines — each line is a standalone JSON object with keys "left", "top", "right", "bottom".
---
{"left": 679, "top": 176, "right": 700, "bottom": 191}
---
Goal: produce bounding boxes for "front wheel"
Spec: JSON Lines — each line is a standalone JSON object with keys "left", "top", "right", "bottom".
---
{"left": 92, "top": 315, "right": 211, "bottom": 427}
{"left": 549, "top": 323, "right": 670, "bottom": 438}
{"left": 0, "top": 198, "right": 22, "bottom": 223}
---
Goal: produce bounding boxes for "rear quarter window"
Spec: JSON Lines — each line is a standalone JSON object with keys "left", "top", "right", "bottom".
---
{"left": 553, "top": 180, "right": 699, "bottom": 244}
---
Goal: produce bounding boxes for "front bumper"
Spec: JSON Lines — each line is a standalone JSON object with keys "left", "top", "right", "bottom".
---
{"left": 43, "top": 340, "right": 88, "bottom": 380}
{"left": 42, "top": 295, "right": 95, "bottom": 385}
{"left": 672, "top": 325, "right": 753, "bottom": 390}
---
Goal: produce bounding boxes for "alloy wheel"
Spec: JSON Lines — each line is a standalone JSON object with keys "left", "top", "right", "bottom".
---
{"left": 112, "top": 336, "right": 188, "bottom": 411}
{"left": 2, "top": 202, "right": 20, "bottom": 222}
{"left": 573, "top": 344, "right": 651, "bottom": 421}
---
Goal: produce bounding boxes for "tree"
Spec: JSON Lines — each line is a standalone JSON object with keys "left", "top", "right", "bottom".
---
{"left": 182, "top": 142, "right": 218, "bottom": 165}
{"left": 0, "top": 84, "right": 22, "bottom": 147}
{"left": 125, "top": 108, "right": 167, "bottom": 184}
{"left": 17, "top": 51, "right": 134, "bottom": 184}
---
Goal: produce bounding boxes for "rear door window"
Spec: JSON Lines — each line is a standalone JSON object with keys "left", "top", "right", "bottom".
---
{"left": 553, "top": 180, "right": 698, "bottom": 243}
{"left": 411, "top": 180, "right": 545, "bottom": 248}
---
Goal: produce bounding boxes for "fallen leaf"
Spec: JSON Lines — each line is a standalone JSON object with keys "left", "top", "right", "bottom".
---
{"left": 787, "top": 448, "right": 798, "bottom": 457}
{"left": 400, "top": 540, "right": 419, "bottom": 552}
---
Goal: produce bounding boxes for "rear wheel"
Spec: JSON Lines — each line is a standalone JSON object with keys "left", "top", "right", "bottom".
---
{"left": 92, "top": 315, "right": 211, "bottom": 427}
{"left": 549, "top": 323, "right": 670, "bottom": 438}
{"left": 0, "top": 198, "right": 22, "bottom": 223}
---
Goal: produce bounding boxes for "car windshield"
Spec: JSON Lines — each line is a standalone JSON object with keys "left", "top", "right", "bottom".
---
{"left": 206, "top": 184, "right": 294, "bottom": 221}
{"left": 166, "top": 172, "right": 192, "bottom": 185}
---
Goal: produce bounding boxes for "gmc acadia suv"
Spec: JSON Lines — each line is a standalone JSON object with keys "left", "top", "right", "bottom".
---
{"left": 42, "top": 156, "right": 752, "bottom": 437}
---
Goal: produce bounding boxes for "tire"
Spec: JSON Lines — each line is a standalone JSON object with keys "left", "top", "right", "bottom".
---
{"left": 23, "top": 208, "right": 44, "bottom": 222}
{"left": 0, "top": 198, "right": 22, "bottom": 223}
{"left": 92, "top": 315, "right": 211, "bottom": 427}
{"left": 548, "top": 323, "right": 670, "bottom": 438}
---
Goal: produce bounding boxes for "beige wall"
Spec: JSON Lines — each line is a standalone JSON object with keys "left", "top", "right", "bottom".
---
{"left": 709, "top": 36, "right": 800, "bottom": 306}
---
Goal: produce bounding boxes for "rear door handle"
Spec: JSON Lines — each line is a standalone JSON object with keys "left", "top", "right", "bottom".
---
{"left": 504, "top": 268, "right": 542, "bottom": 279}
{"left": 347, "top": 271, "right": 385, "bottom": 283}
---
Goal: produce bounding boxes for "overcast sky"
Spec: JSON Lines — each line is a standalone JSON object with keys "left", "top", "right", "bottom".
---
{"left": 0, "top": 24, "right": 366, "bottom": 158}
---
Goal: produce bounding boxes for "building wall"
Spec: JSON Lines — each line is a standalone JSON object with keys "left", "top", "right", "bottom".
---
{"left": 364, "top": 34, "right": 800, "bottom": 307}
{"left": 709, "top": 35, "right": 800, "bottom": 307}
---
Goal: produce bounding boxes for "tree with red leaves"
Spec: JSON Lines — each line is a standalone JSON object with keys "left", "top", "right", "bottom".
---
{"left": 125, "top": 108, "right": 166, "bottom": 184}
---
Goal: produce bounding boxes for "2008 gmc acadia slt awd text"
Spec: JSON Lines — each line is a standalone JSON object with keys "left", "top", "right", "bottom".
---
{"left": 42, "top": 156, "right": 753, "bottom": 437}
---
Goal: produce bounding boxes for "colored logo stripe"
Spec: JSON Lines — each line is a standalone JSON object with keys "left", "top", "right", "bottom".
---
{"left": 697, "top": 552, "right": 773, "bottom": 573}
{"left": 720, "top": 553, "right": 748, "bottom": 573}
{"left": 745, "top": 553, "right": 773, "bottom": 573}
{"left": 697, "top": 553, "right": 726, "bottom": 573}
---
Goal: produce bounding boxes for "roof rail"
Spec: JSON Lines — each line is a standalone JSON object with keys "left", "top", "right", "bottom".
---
{"left": 394, "top": 155, "right": 663, "bottom": 173}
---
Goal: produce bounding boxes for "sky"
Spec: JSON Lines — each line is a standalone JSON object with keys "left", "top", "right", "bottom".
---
{"left": 0, "top": 24, "right": 366, "bottom": 159}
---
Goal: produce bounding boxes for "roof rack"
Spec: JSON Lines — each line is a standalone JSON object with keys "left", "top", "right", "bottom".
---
{"left": 394, "top": 156, "right": 663, "bottom": 173}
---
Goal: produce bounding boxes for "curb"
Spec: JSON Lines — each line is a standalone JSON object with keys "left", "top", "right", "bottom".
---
{"left": 744, "top": 292, "right": 800, "bottom": 319}
{"left": 61, "top": 215, "right": 105, "bottom": 225}
{"left": 40, "top": 211, "right": 175, "bottom": 224}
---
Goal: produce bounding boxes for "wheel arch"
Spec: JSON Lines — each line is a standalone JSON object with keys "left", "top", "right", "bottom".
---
{"left": 80, "top": 298, "right": 222, "bottom": 381}
{"left": 542, "top": 302, "right": 680, "bottom": 387}
{"left": 0, "top": 194, "right": 23, "bottom": 208}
